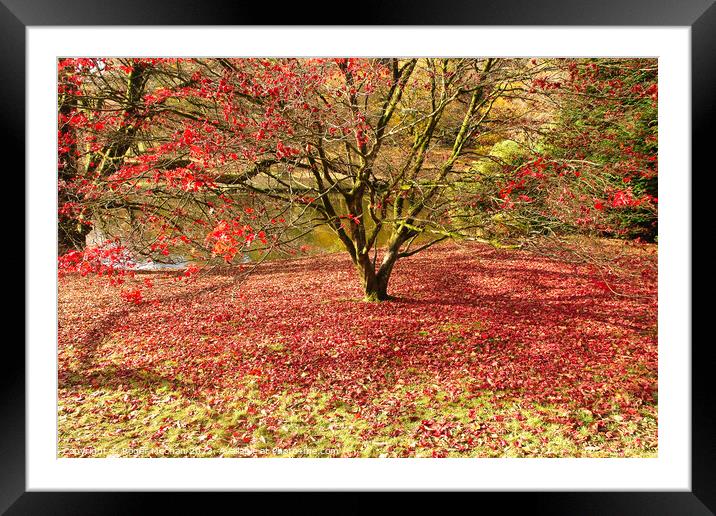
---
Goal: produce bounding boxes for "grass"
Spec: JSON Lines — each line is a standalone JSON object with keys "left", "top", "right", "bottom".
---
{"left": 58, "top": 343, "right": 658, "bottom": 459}
{"left": 58, "top": 375, "right": 657, "bottom": 458}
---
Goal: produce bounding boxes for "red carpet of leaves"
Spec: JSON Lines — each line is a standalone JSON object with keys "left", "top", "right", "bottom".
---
{"left": 58, "top": 241, "right": 657, "bottom": 457}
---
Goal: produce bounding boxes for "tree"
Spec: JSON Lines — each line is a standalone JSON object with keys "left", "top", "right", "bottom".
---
{"left": 57, "top": 57, "right": 657, "bottom": 301}
{"left": 546, "top": 58, "right": 658, "bottom": 241}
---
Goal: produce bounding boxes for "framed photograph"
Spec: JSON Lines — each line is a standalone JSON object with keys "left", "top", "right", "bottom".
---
{"left": 10, "top": 0, "right": 710, "bottom": 513}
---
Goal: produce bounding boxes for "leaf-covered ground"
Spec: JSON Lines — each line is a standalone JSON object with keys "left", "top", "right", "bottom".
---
{"left": 58, "top": 240, "right": 657, "bottom": 457}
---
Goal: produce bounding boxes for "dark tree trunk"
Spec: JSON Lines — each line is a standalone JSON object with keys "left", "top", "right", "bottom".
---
{"left": 58, "top": 222, "right": 91, "bottom": 255}
{"left": 357, "top": 255, "right": 383, "bottom": 302}
{"left": 58, "top": 74, "right": 90, "bottom": 256}
{"left": 363, "top": 279, "right": 390, "bottom": 301}
{"left": 363, "top": 273, "right": 391, "bottom": 302}
{"left": 358, "top": 247, "right": 400, "bottom": 302}
{"left": 374, "top": 248, "right": 398, "bottom": 300}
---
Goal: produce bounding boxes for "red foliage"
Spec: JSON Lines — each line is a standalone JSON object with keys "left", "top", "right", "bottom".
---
{"left": 58, "top": 242, "right": 657, "bottom": 453}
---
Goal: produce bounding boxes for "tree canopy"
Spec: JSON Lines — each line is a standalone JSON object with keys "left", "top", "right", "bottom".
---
{"left": 57, "top": 57, "right": 657, "bottom": 300}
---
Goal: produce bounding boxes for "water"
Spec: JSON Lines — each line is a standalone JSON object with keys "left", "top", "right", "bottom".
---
{"left": 132, "top": 258, "right": 191, "bottom": 271}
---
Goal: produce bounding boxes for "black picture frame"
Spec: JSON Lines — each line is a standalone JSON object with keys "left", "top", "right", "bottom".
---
{"left": 7, "top": 1, "right": 710, "bottom": 513}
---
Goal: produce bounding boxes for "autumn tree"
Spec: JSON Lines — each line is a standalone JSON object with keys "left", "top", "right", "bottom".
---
{"left": 450, "top": 58, "right": 658, "bottom": 244}
{"left": 57, "top": 57, "right": 657, "bottom": 301}
{"left": 545, "top": 58, "right": 658, "bottom": 241}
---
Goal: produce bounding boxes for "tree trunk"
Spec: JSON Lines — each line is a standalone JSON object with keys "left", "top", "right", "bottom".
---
{"left": 363, "top": 274, "right": 391, "bottom": 302}
{"left": 363, "top": 275, "right": 390, "bottom": 302}
{"left": 58, "top": 222, "right": 91, "bottom": 255}
{"left": 357, "top": 255, "right": 382, "bottom": 302}
{"left": 358, "top": 248, "right": 399, "bottom": 302}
